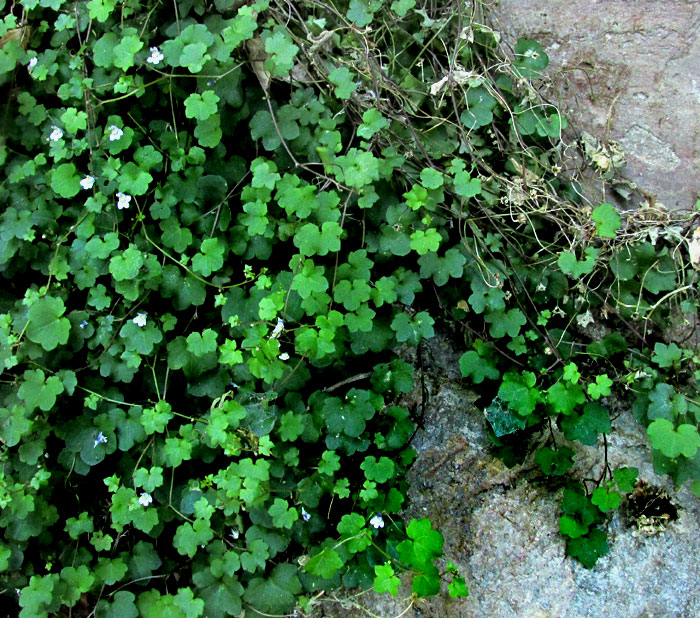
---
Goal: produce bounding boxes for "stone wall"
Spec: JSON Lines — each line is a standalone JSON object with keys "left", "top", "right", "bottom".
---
{"left": 303, "top": 334, "right": 700, "bottom": 618}
{"left": 487, "top": 0, "right": 700, "bottom": 211}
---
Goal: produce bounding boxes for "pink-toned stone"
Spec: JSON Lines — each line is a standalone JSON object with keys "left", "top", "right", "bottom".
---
{"left": 488, "top": 0, "right": 700, "bottom": 210}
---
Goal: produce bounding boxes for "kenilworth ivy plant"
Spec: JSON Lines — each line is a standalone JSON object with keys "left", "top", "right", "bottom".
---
{"left": 0, "top": 0, "right": 698, "bottom": 615}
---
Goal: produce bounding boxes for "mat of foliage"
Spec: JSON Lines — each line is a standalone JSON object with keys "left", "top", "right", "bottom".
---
{"left": 1, "top": 0, "right": 699, "bottom": 616}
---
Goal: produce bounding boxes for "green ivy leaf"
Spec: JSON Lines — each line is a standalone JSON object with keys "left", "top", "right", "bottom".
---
{"left": 460, "top": 86, "right": 497, "bottom": 130}
{"left": 186, "top": 329, "right": 218, "bottom": 357}
{"left": 453, "top": 169, "right": 482, "bottom": 198}
{"left": 26, "top": 296, "right": 71, "bottom": 351}
{"left": 613, "top": 467, "right": 638, "bottom": 493}
{"left": 160, "top": 218, "right": 193, "bottom": 252}
{"left": 360, "top": 456, "right": 395, "bottom": 483}
{"left": 293, "top": 222, "right": 342, "bottom": 256}
{"left": 498, "top": 372, "right": 539, "bottom": 415}
{"left": 242, "top": 563, "right": 301, "bottom": 616}
{"left": 458, "top": 350, "right": 499, "bottom": 384}
{"left": 591, "top": 487, "right": 621, "bottom": 512}
{"left": 587, "top": 374, "right": 612, "bottom": 400}
{"left": 418, "top": 248, "right": 466, "bottom": 286}
{"left": 592, "top": 203, "right": 621, "bottom": 239}
{"left": 336, "top": 149, "right": 379, "bottom": 188}
{"left": 651, "top": 342, "right": 683, "bottom": 368}
{"left": 558, "top": 248, "right": 598, "bottom": 279}
{"left": 318, "top": 450, "right": 341, "bottom": 476}
{"left": 546, "top": 381, "right": 585, "bottom": 415}
{"left": 141, "top": 401, "right": 173, "bottom": 435}
{"left": 513, "top": 38, "right": 549, "bottom": 78}
{"left": 179, "top": 43, "right": 210, "bottom": 73}
{"left": 113, "top": 33, "right": 143, "bottom": 70}
{"left": 51, "top": 163, "right": 81, "bottom": 198}
{"left": 561, "top": 402, "right": 611, "bottom": 446}
{"left": 373, "top": 563, "right": 400, "bottom": 596}
{"left": 304, "top": 547, "right": 344, "bottom": 579}
{"left": 264, "top": 31, "right": 299, "bottom": 77}
{"left": 184, "top": 91, "right": 220, "bottom": 121}
{"left": 391, "top": 0, "right": 415, "bottom": 17}
{"left": 192, "top": 238, "right": 225, "bottom": 277}
{"left": 95, "top": 557, "right": 128, "bottom": 586}
{"left": 357, "top": 108, "right": 388, "bottom": 139}
{"left": 485, "top": 308, "right": 526, "bottom": 339}
{"left": 222, "top": 6, "right": 258, "bottom": 48}
{"left": 86, "top": 0, "right": 117, "bottom": 21}
{"left": 347, "top": 0, "right": 381, "bottom": 27}
{"left": 18, "top": 369, "right": 64, "bottom": 413}
{"left": 267, "top": 498, "right": 298, "bottom": 529}
{"left": 61, "top": 107, "right": 88, "bottom": 133}
{"left": 647, "top": 419, "right": 700, "bottom": 458}
{"left": 194, "top": 114, "right": 222, "bottom": 148}
{"left": 391, "top": 311, "right": 434, "bottom": 345}
{"left": 396, "top": 518, "right": 444, "bottom": 570}
{"left": 59, "top": 565, "right": 95, "bottom": 605}
{"left": 420, "top": 167, "right": 444, "bottom": 189}
{"left": 118, "top": 162, "right": 152, "bottom": 195}
{"left": 563, "top": 363, "right": 581, "bottom": 384}
{"left": 173, "top": 519, "right": 214, "bottom": 558}
{"left": 566, "top": 528, "right": 609, "bottom": 568}
{"left": 535, "top": 446, "right": 574, "bottom": 476}
{"left": 559, "top": 514, "right": 588, "bottom": 539}
{"left": 329, "top": 66, "right": 358, "bottom": 99}
{"left": 409, "top": 228, "right": 441, "bottom": 255}
{"left": 448, "top": 576, "right": 469, "bottom": 598}
{"left": 337, "top": 513, "right": 371, "bottom": 553}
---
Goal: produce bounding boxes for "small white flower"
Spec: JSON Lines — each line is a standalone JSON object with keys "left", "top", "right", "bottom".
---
{"left": 278, "top": 352, "right": 290, "bottom": 361}
{"left": 93, "top": 432, "right": 107, "bottom": 448}
{"left": 229, "top": 529, "right": 240, "bottom": 540}
{"left": 138, "top": 492, "right": 153, "bottom": 507}
{"left": 28, "top": 57, "right": 38, "bottom": 71}
{"left": 116, "top": 192, "right": 131, "bottom": 209}
{"left": 49, "top": 126, "right": 63, "bottom": 142}
{"left": 301, "top": 507, "right": 311, "bottom": 522}
{"left": 80, "top": 175, "right": 95, "bottom": 190}
{"left": 108, "top": 125, "right": 124, "bottom": 141}
{"left": 146, "top": 47, "right": 164, "bottom": 65}
{"left": 369, "top": 514, "right": 385, "bottom": 529}
{"left": 132, "top": 312, "right": 147, "bottom": 327}
{"left": 270, "top": 317, "right": 284, "bottom": 339}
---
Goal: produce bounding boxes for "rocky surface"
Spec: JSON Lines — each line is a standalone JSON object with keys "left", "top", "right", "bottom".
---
{"left": 304, "top": 334, "right": 700, "bottom": 618}
{"left": 487, "top": 0, "right": 700, "bottom": 211}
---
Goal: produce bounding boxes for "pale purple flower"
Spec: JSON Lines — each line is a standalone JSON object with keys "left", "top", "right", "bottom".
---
{"left": 49, "top": 126, "right": 63, "bottom": 142}
{"left": 80, "top": 175, "right": 95, "bottom": 190}
{"left": 116, "top": 192, "right": 131, "bottom": 209}
{"left": 132, "top": 312, "right": 147, "bottom": 327}
{"left": 270, "top": 317, "right": 284, "bottom": 339}
{"left": 108, "top": 125, "right": 123, "bottom": 141}
{"left": 93, "top": 432, "right": 107, "bottom": 448}
{"left": 370, "top": 514, "right": 385, "bottom": 529}
{"left": 146, "top": 47, "right": 164, "bottom": 64}
{"left": 138, "top": 493, "right": 153, "bottom": 507}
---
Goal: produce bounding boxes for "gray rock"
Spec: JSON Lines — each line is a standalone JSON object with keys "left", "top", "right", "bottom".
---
{"left": 304, "top": 334, "right": 700, "bottom": 617}
{"left": 486, "top": 0, "right": 700, "bottom": 211}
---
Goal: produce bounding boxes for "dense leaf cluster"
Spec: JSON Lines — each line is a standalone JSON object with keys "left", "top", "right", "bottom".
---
{"left": 0, "top": 0, "right": 699, "bottom": 615}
